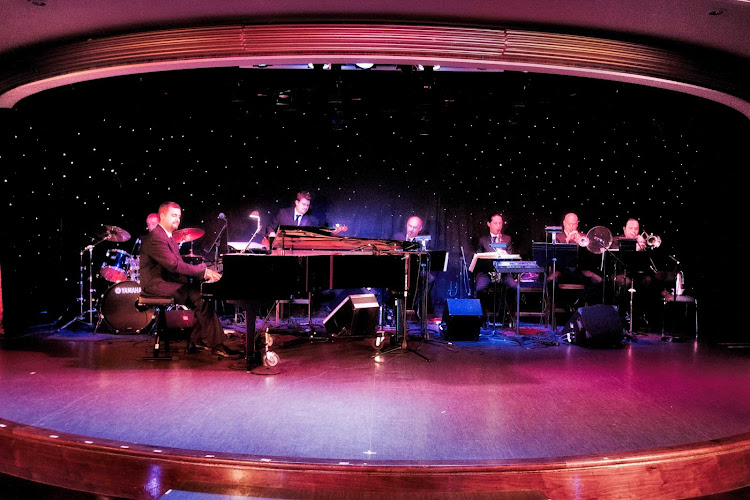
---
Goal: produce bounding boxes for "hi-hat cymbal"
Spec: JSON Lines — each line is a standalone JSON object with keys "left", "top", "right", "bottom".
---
{"left": 173, "top": 227, "right": 205, "bottom": 243}
{"left": 98, "top": 225, "right": 131, "bottom": 243}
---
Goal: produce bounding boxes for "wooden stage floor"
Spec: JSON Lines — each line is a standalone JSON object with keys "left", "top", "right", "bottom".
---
{"left": 1, "top": 319, "right": 750, "bottom": 499}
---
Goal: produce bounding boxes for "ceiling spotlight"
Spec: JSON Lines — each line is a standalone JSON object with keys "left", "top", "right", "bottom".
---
{"left": 355, "top": 63, "right": 375, "bottom": 70}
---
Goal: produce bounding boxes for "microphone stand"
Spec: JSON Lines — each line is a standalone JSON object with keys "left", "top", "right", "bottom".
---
{"left": 208, "top": 218, "right": 228, "bottom": 269}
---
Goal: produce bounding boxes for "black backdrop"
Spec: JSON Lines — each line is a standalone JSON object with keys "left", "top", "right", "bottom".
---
{"left": 0, "top": 68, "right": 746, "bottom": 339}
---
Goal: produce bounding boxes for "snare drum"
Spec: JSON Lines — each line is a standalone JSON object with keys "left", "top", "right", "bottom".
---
{"left": 99, "top": 281, "right": 152, "bottom": 333}
{"left": 101, "top": 249, "right": 132, "bottom": 282}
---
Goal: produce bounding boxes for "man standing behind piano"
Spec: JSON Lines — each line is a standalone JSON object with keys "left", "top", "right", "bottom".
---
{"left": 267, "top": 191, "right": 320, "bottom": 238}
{"left": 140, "top": 201, "right": 241, "bottom": 358}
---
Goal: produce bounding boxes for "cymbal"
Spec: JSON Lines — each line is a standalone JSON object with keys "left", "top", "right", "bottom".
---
{"left": 98, "top": 225, "right": 131, "bottom": 243}
{"left": 173, "top": 227, "right": 205, "bottom": 243}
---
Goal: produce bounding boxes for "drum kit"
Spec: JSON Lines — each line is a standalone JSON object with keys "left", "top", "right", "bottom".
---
{"left": 60, "top": 224, "right": 206, "bottom": 334}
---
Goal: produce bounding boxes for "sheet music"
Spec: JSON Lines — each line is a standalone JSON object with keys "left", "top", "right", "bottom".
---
{"left": 468, "top": 252, "right": 522, "bottom": 272}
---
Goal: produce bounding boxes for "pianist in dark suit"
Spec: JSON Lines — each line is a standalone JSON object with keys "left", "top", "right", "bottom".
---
{"left": 139, "top": 201, "right": 241, "bottom": 358}
{"left": 267, "top": 190, "right": 320, "bottom": 238}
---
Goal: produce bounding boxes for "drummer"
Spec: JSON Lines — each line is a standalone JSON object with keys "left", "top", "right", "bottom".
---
{"left": 129, "top": 213, "right": 161, "bottom": 280}
{"left": 146, "top": 213, "right": 159, "bottom": 232}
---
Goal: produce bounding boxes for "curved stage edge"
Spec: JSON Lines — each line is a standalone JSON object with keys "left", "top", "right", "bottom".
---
{"left": 2, "top": 417, "right": 749, "bottom": 499}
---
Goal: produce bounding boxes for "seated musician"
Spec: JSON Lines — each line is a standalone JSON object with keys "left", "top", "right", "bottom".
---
{"left": 474, "top": 213, "right": 518, "bottom": 322}
{"left": 611, "top": 217, "right": 662, "bottom": 330}
{"left": 394, "top": 216, "right": 425, "bottom": 244}
{"left": 139, "top": 201, "right": 241, "bottom": 358}
{"left": 266, "top": 190, "right": 320, "bottom": 238}
{"left": 393, "top": 216, "right": 434, "bottom": 318}
{"left": 552, "top": 212, "right": 602, "bottom": 302}
{"left": 130, "top": 213, "right": 161, "bottom": 257}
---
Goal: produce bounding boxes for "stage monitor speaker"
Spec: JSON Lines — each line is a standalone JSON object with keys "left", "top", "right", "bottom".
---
{"left": 442, "top": 299, "right": 482, "bottom": 341}
{"left": 323, "top": 294, "right": 379, "bottom": 336}
{"left": 563, "top": 304, "right": 623, "bottom": 347}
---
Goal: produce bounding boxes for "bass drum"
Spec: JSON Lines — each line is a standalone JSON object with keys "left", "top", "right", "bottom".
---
{"left": 99, "top": 281, "right": 153, "bottom": 334}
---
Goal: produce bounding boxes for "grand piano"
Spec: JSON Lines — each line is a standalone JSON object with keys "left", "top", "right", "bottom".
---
{"left": 202, "top": 226, "right": 423, "bottom": 370}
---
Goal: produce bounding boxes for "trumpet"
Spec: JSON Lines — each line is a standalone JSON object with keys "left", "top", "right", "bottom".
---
{"left": 640, "top": 231, "right": 662, "bottom": 249}
{"left": 566, "top": 230, "right": 589, "bottom": 247}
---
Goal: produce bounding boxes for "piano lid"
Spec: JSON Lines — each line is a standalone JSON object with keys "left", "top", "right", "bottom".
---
{"left": 271, "top": 226, "right": 420, "bottom": 255}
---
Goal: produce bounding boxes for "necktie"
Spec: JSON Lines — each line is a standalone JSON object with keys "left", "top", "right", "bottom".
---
{"left": 492, "top": 235, "right": 498, "bottom": 244}
{"left": 295, "top": 214, "right": 301, "bottom": 226}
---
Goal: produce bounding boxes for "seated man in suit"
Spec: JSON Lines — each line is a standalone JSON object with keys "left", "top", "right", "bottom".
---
{"left": 552, "top": 212, "right": 603, "bottom": 303}
{"left": 139, "top": 201, "right": 241, "bottom": 358}
{"left": 474, "top": 213, "right": 517, "bottom": 324}
{"left": 394, "top": 216, "right": 424, "bottom": 243}
{"left": 267, "top": 190, "right": 320, "bottom": 238}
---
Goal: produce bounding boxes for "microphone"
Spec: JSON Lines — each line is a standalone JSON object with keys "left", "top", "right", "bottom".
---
{"left": 249, "top": 211, "right": 260, "bottom": 219}
{"left": 217, "top": 213, "right": 226, "bottom": 220}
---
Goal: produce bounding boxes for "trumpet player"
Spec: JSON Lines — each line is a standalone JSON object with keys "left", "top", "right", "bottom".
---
{"left": 613, "top": 218, "right": 646, "bottom": 251}
{"left": 551, "top": 212, "right": 602, "bottom": 298}
{"left": 556, "top": 213, "right": 587, "bottom": 245}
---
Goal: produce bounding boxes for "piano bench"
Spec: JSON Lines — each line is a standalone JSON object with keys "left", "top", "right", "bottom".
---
{"left": 137, "top": 296, "right": 177, "bottom": 361}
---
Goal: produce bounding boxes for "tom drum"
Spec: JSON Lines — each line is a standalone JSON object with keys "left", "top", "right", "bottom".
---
{"left": 100, "top": 249, "right": 132, "bottom": 282}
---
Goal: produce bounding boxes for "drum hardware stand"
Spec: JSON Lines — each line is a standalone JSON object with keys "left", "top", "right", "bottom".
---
{"left": 59, "top": 239, "right": 103, "bottom": 331}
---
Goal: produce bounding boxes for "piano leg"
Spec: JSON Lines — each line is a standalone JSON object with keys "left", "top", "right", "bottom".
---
{"left": 228, "top": 301, "right": 264, "bottom": 372}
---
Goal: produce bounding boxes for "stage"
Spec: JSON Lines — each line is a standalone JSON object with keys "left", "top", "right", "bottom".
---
{"left": 1, "top": 317, "right": 749, "bottom": 499}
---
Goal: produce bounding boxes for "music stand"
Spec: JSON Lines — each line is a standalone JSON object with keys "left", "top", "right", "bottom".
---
{"left": 532, "top": 242, "right": 578, "bottom": 331}
{"left": 616, "top": 239, "right": 647, "bottom": 336}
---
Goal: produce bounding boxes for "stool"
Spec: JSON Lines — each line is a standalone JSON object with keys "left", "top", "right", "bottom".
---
{"left": 662, "top": 294, "right": 698, "bottom": 341}
{"left": 552, "top": 283, "right": 586, "bottom": 329}
{"left": 513, "top": 281, "right": 548, "bottom": 327}
{"left": 137, "top": 296, "right": 176, "bottom": 360}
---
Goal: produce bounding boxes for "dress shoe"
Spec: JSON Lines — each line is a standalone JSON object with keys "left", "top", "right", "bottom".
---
{"left": 194, "top": 339, "right": 211, "bottom": 351}
{"left": 211, "top": 344, "right": 243, "bottom": 359}
{"left": 185, "top": 342, "right": 197, "bottom": 354}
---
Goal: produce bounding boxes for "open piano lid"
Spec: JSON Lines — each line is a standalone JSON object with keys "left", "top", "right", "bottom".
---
{"left": 272, "top": 226, "right": 420, "bottom": 254}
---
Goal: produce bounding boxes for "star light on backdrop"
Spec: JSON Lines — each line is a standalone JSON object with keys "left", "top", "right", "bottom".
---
{"left": 0, "top": 68, "right": 746, "bottom": 327}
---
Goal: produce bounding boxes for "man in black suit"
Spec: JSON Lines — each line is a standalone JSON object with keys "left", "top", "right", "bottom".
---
{"left": 139, "top": 201, "right": 240, "bottom": 358}
{"left": 267, "top": 191, "right": 320, "bottom": 238}
{"left": 394, "top": 216, "right": 424, "bottom": 243}
{"left": 474, "top": 213, "right": 518, "bottom": 324}
{"left": 475, "top": 213, "right": 515, "bottom": 295}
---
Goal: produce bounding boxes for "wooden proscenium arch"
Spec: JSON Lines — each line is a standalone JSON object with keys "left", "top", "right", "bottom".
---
{"left": 0, "top": 23, "right": 749, "bottom": 118}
